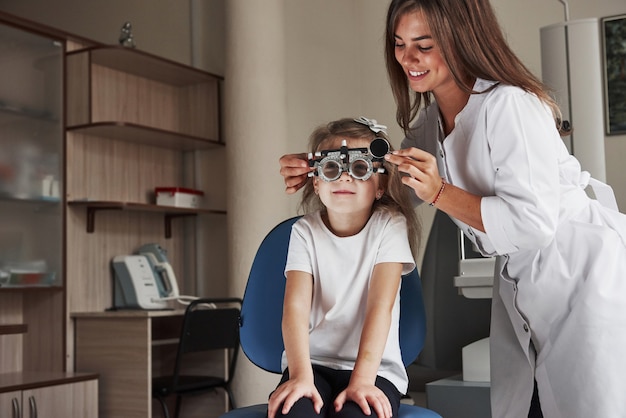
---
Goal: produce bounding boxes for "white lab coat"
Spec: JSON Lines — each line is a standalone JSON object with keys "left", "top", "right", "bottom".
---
{"left": 402, "top": 79, "right": 626, "bottom": 417}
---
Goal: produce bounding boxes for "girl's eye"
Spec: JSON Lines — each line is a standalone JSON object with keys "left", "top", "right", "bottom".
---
{"left": 394, "top": 42, "right": 405, "bottom": 49}
{"left": 418, "top": 45, "right": 433, "bottom": 52}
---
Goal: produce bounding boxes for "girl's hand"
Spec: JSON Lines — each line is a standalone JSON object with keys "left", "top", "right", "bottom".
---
{"left": 267, "top": 378, "right": 323, "bottom": 418}
{"left": 334, "top": 382, "right": 392, "bottom": 418}
{"left": 385, "top": 147, "right": 442, "bottom": 204}
{"left": 279, "top": 153, "right": 314, "bottom": 194}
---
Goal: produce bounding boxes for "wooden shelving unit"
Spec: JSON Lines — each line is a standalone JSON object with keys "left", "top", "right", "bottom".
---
{"left": 1, "top": 11, "right": 226, "bottom": 417}
{"left": 64, "top": 34, "right": 227, "bottom": 418}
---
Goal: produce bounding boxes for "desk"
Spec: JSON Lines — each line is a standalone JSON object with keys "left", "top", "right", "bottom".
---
{"left": 73, "top": 310, "right": 187, "bottom": 418}
{"left": 426, "top": 375, "right": 491, "bottom": 418}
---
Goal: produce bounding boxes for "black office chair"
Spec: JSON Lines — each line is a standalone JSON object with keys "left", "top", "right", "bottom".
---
{"left": 152, "top": 297, "right": 242, "bottom": 418}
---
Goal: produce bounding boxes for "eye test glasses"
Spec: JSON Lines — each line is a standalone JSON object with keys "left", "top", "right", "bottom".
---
{"left": 307, "top": 138, "right": 390, "bottom": 182}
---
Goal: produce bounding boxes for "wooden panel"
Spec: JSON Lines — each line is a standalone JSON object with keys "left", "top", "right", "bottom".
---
{"left": 66, "top": 39, "right": 91, "bottom": 53}
{"left": 65, "top": 51, "right": 90, "bottom": 126}
{"left": 75, "top": 317, "right": 150, "bottom": 418}
{"left": 91, "top": 64, "right": 181, "bottom": 133}
{"left": 22, "top": 292, "right": 64, "bottom": 372}
{"left": 0, "top": 390, "right": 21, "bottom": 417}
{"left": 0, "top": 294, "right": 23, "bottom": 373}
{"left": 69, "top": 379, "right": 98, "bottom": 418}
{"left": 180, "top": 80, "right": 220, "bottom": 140}
{"left": 66, "top": 133, "right": 183, "bottom": 203}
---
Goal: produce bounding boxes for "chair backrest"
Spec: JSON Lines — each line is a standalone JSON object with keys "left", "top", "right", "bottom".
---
{"left": 173, "top": 297, "right": 242, "bottom": 384}
{"left": 239, "top": 216, "right": 427, "bottom": 373}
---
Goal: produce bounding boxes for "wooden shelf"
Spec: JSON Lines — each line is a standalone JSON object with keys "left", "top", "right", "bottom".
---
{"left": 68, "top": 200, "right": 226, "bottom": 238}
{"left": 67, "top": 45, "right": 223, "bottom": 86}
{"left": 0, "top": 285, "right": 62, "bottom": 292}
{"left": 0, "top": 371, "right": 98, "bottom": 393}
{"left": 66, "top": 122, "right": 224, "bottom": 151}
{"left": 0, "top": 324, "right": 27, "bottom": 336}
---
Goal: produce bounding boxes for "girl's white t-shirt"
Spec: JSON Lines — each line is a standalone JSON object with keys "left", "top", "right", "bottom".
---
{"left": 283, "top": 209, "right": 415, "bottom": 393}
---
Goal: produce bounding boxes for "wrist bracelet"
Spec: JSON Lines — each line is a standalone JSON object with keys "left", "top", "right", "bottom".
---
{"left": 429, "top": 179, "right": 446, "bottom": 206}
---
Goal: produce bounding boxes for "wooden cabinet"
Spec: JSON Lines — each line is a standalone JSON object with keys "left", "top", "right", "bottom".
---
{"left": 0, "top": 373, "right": 98, "bottom": 418}
{"left": 0, "top": 14, "right": 100, "bottom": 412}
{"left": 1, "top": 10, "right": 226, "bottom": 416}
{"left": 0, "top": 13, "right": 65, "bottom": 376}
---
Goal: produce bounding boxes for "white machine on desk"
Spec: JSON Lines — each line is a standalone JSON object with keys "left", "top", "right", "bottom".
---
{"left": 453, "top": 232, "right": 495, "bottom": 383}
{"left": 111, "top": 243, "right": 198, "bottom": 310}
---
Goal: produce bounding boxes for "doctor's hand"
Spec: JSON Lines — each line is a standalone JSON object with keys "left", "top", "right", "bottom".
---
{"left": 385, "top": 147, "right": 443, "bottom": 204}
{"left": 334, "top": 382, "right": 393, "bottom": 418}
{"left": 279, "top": 153, "right": 313, "bottom": 194}
{"left": 267, "top": 377, "right": 324, "bottom": 418}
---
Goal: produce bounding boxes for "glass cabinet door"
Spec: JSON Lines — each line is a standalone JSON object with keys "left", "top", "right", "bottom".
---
{"left": 0, "top": 23, "right": 63, "bottom": 288}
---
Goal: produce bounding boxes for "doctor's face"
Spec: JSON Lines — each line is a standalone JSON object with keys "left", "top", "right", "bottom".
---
{"left": 393, "top": 11, "right": 456, "bottom": 98}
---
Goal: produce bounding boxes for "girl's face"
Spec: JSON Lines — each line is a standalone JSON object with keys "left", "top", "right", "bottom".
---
{"left": 313, "top": 137, "right": 384, "bottom": 217}
{"left": 393, "top": 10, "right": 455, "bottom": 97}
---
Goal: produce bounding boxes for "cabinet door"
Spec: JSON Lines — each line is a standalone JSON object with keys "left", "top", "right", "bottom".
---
{"left": 0, "top": 391, "right": 23, "bottom": 418}
{"left": 23, "top": 380, "right": 98, "bottom": 418}
{"left": 0, "top": 22, "right": 64, "bottom": 289}
{"left": 0, "top": 19, "right": 65, "bottom": 376}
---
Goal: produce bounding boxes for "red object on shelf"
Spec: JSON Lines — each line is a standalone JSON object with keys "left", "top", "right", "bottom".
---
{"left": 155, "top": 187, "right": 204, "bottom": 208}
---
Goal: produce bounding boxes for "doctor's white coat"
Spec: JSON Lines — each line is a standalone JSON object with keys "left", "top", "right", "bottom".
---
{"left": 403, "top": 79, "right": 626, "bottom": 418}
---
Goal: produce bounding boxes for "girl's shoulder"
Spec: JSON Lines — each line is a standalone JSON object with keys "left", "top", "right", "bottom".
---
{"left": 294, "top": 211, "right": 323, "bottom": 230}
{"left": 370, "top": 209, "right": 408, "bottom": 231}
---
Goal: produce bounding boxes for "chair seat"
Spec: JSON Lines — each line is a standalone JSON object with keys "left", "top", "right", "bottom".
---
{"left": 218, "top": 403, "right": 441, "bottom": 418}
{"left": 152, "top": 374, "right": 226, "bottom": 397}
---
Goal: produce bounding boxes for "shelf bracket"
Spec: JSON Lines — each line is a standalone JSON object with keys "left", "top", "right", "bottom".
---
{"left": 86, "top": 206, "right": 123, "bottom": 233}
{"left": 164, "top": 213, "right": 198, "bottom": 239}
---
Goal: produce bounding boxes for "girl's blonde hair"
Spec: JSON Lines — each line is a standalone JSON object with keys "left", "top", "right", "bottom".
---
{"left": 300, "top": 118, "right": 421, "bottom": 255}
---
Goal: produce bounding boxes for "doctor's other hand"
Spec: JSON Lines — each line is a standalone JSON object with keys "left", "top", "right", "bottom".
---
{"left": 384, "top": 147, "right": 443, "bottom": 204}
{"left": 279, "top": 153, "right": 313, "bottom": 194}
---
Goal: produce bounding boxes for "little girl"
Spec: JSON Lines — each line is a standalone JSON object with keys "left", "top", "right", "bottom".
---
{"left": 268, "top": 117, "right": 420, "bottom": 418}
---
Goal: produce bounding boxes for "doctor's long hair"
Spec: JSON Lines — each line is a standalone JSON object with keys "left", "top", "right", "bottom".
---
{"left": 384, "top": 0, "right": 567, "bottom": 135}
{"left": 299, "top": 118, "right": 421, "bottom": 256}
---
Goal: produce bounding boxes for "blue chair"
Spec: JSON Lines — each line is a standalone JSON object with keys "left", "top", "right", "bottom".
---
{"left": 220, "top": 217, "right": 441, "bottom": 418}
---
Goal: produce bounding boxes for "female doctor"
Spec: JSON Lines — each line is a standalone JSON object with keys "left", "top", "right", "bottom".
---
{"left": 279, "top": 0, "right": 626, "bottom": 416}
